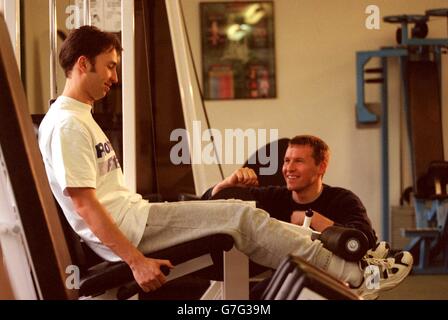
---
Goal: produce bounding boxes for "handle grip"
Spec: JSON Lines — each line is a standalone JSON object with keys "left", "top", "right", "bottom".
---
{"left": 117, "top": 265, "right": 171, "bottom": 300}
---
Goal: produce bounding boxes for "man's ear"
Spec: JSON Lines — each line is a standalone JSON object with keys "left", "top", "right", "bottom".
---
{"left": 318, "top": 160, "right": 328, "bottom": 176}
{"left": 77, "top": 56, "right": 89, "bottom": 73}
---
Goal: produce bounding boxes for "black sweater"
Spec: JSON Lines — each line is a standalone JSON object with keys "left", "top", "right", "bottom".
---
{"left": 202, "top": 184, "right": 377, "bottom": 248}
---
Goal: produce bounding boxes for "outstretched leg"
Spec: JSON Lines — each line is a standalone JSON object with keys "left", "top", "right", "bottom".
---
{"left": 138, "top": 200, "right": 363, "bottom": 286}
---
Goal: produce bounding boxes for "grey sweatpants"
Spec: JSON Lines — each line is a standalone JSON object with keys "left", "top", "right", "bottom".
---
{"left": 137, "top": 200, "right": 361, "bottom": 285}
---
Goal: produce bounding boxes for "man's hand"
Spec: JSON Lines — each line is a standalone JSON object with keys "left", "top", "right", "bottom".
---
{"left": 130, "top": 256, "right": 174, "bottom": 292}
{"left": 211, "top": 168, "right": 259, "bottom": 196}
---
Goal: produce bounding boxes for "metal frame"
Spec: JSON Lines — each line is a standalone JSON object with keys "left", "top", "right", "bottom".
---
{"left": 49, "top": 0, "right": 57, "bottom": 99}
{"left": 356, "top": 48, "right": 407, "bottom": 241}
{"left": 355, "top": 49, "right": 407, "bottom": 124}
{"left": 83, "top": 0, "right": 90, "bottom": 26}
{"left": 121, "top": 0, "right": 137, "bottom": 192}
{"left": 0, "top": 0, "right": 20, "bottom": 69}
{"left": 355, "top": 15, "right": 448, "bottom": 261}
{"left": 0, "top": 146, "right": 39, "bottom": 299}
{"left": 400, "top": 23, "right": 448, "bottom": 46}
{"left": 404, "top": 199, "right": 448, "bottom": 274}
{"left": 166, "top": 0, "right": 223, "bottom": 195}
{"left": 88, "top": 249, "right": 250, "bottom": 300}
{"left": 200, "top": 249, "right": 250, "bottom": 300}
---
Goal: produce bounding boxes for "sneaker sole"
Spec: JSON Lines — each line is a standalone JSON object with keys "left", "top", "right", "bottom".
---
{"left": 379, "top": 251, "right": 413, "bottom": 292}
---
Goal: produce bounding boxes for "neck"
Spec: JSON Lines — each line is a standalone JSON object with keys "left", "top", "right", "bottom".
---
{"left": 62, "top": 79, "right": 93, "bottom": 105}
{"left": 291, "top": 181, "right": 323, "bottom": 204}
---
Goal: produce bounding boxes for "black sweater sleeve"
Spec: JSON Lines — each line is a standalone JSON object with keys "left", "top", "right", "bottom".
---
{"left": 330, "top": 190, "right": 378, "bottom": 248}
{"left": 201, "top": 187, "right": 214, "bottom": 200}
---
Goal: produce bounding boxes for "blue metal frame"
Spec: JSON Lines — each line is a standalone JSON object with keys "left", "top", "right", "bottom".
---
{"left": 380, "top": 56, "right": 389, "bottom": 242}
{"left": 355, "top": 48, "right": 407, "bottom": 241}
{"left": 400, "top": 23, "right": 448, "bottom": 46}
{"left": 356, "top": 49, "right": 407, "bottom": 124}
{"left": 355, "top": 12, "right": 448, "bottom": 273}
{"left": 405, "top": 199, "right": 448, "bottom": 274}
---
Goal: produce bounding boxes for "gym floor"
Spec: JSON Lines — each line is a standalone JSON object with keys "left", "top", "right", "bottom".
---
{"left": 379, "top": 274, "right": 448, "bottom": 300}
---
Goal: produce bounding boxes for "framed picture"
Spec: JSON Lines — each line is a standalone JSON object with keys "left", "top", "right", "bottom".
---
{"left": 200, "top": 1, "right": 276, "bottom": 100}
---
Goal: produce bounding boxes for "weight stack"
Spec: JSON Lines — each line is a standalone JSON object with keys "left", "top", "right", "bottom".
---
{"left": 262, "top": 255, "right": 360, "bottom": 300}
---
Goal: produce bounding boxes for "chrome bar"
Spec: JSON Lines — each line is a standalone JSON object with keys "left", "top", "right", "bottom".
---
{"left": 83, "top": 0, "right": 90, "bottom": 26}
{"left": 0, "top": 146, "right": 38, "bottom": 299}
{"left": 121, "top": 0, "right": 136, "bottom": 191}
{"left": 49, "top": 0, "right": 57, "bottom": 99}
{"left": 166, "top": 0, "right": 223, "bottom": 194}
{"left": 1, "top": 0, "right": 21, "bottom": 70}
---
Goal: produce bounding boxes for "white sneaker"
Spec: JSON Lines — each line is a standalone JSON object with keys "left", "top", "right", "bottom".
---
{"left": 356, "top": 251, "right": 413, "bottom": 300}
{"left": 365, "top": 241, "right": 390, "bottom": 259}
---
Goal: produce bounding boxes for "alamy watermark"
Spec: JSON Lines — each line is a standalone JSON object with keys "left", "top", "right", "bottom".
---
{"left": 65, "top": 265, "right": 80, "bottom": 290}
{"left": 365, "top": 5, "right": 380, "bottom": 30}
{"left": 364, "top": 265, "right": 380, "bottom": 289}
{"left": 170, "top": 121, "right": 279, "bottom": 175}
{"left": 65, "top": 5, "right": 82, "bottom": 30}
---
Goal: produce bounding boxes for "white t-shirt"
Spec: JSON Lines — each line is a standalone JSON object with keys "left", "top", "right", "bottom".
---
{"left": 38, "top": 96, "right": 150, "bottom": 261}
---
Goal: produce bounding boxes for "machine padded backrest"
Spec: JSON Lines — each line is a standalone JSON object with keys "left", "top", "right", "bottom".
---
{"left": 31, "top": 115, "right": 104, "bottom": 274}
{"left": 244, "top": 138, "right": 290, "bottom": 187}
{"left": 406, "top": 60, "right": 445, "bottom": 196}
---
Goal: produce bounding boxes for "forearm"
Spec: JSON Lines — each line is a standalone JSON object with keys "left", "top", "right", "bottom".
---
{"left": 72, "top": 193, "right": 145, "bottom": 266}
{"left": 211, "top": 167, "right": 259, "bottom": 196}
{"left": 310, "top": 211, "right": 334, "bottom": 232}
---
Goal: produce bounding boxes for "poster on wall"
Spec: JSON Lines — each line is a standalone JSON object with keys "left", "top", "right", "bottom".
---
{"left": 200, "top": 1, "right": 276, "bottom": 100}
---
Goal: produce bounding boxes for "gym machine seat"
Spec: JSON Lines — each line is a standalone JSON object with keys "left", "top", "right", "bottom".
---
{"left": 78, "top": 233, "right": 235, "bottom": 299}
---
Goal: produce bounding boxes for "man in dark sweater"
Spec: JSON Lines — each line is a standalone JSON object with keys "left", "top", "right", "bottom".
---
{"left": 202, "top": 135, "right": 378, "bottom": 249}
{"left": 202, "top": 135, "right": 415, "bottom": 299}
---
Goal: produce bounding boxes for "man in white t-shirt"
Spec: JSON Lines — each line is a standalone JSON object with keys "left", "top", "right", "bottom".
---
{"left": 38, "top": 26, "right": 410, "bottom": 298}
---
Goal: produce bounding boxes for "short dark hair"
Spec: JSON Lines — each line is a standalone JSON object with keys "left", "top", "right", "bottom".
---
{"left": 289, "top": 135, "right": 330, "bottom": 165}
{"left": 59, "top": 26, "right": 122, "bottom": 77}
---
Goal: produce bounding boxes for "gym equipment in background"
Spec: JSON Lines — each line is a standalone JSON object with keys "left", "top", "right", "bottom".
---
{"left": 355, "top": 8, "right": 448, "bottom": 273}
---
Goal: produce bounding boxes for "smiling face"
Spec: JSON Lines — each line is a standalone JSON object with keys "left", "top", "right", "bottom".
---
{"left": 282, "top": 144, "right": 327, "bottom": 193}
{"left": 82, "top": 48, "right": 119, "bottom": 102}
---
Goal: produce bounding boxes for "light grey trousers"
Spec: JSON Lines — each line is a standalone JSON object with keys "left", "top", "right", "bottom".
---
{"left": 137, "top": 200, "right": 361, "bottom": 285}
